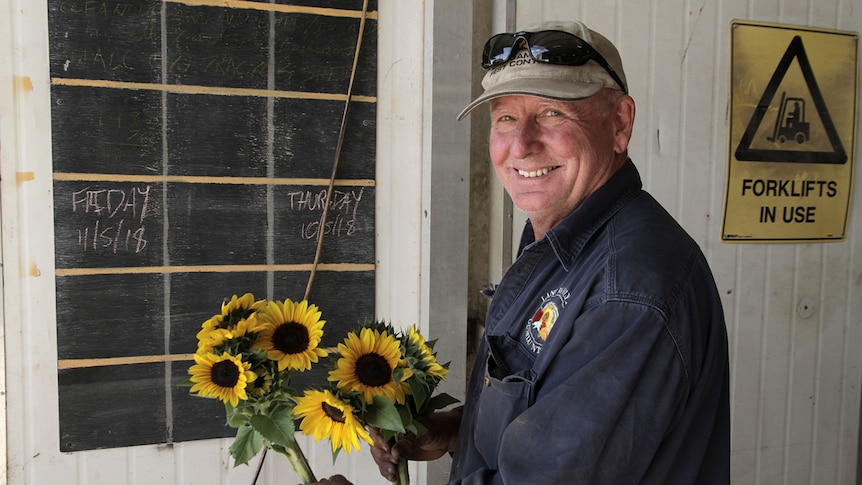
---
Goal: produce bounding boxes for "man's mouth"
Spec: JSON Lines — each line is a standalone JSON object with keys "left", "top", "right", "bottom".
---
{"left": 517, "top": 166, "right": 558, "bottom": 178}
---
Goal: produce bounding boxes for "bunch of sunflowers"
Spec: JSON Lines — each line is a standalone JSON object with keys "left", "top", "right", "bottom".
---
{"left": 187, "top": 294, "right": 457, "bottom": 485}
{"left": 294, "top": 321, "right": 457, "bottom": 483}
{"left": 188, "top": 293, "right": 326, "bottom": 482}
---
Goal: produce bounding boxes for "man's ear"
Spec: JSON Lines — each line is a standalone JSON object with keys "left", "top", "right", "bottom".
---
{"left": 613, "top": 95, "right": 635, "bottom": 154}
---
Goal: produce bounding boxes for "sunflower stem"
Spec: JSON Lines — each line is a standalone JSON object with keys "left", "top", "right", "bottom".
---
{"left": 284, "top": 440, "right": 317, "bottom": 484}
{"left": 393, "top": 458, "right": 409, "bottom": 485}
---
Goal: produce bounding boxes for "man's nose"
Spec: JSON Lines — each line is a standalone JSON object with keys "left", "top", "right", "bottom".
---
{"left": 508, "top": 121, "right": 542, "bottom": 158}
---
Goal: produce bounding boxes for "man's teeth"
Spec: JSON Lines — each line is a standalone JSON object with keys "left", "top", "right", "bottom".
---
{"left": 518, "top": 167, "right": 554, "bottom": 178}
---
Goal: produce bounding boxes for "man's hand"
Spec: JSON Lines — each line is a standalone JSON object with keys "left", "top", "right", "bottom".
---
{"left": 305, "top": 475, "right": 352, "bottom": 485}
{"left": 369, "top": 409, "right": 463, "bottom": 482}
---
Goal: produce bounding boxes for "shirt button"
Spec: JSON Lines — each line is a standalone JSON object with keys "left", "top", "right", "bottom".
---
{"left": 484, "top": 377, "right": 491, "bottom": 387}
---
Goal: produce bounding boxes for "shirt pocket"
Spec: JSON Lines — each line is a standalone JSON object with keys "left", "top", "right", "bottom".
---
{"left": 474, "top": 334, "right": 536, "bottom": 469}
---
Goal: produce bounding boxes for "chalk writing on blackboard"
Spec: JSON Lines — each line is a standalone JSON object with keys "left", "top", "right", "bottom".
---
{"left": 289, "top": 187, "right": 366, "bottom": 240}
{"left": 68, "top": 184, "right": 152, "bottom": 253}
{"left": 71, "top": 185, "right": 151, "bottom": 222}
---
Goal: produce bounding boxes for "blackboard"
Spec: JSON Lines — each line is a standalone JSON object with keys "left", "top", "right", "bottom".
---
{"left": 49, "top": 0, "right": 378, "bottom": 452}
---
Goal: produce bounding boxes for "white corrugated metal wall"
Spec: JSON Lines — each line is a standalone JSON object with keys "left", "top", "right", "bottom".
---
{"left": 498, "top": 1, "right": 861, "bottom": 484}
{"left": 1, "top": 0, "right": 860, "bottom": 484}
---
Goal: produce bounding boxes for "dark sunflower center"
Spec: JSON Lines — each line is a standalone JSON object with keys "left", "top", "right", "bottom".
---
{"left": 322, "top": 402, "right": 346, "bottom": 423}
{"left": 355, "top": 353, "right": 392, "bottom": 387}
{"left": 211, "top": 360, "right": 240, "bottom": 387}
{"left": 273, "top": 322, "right": 310, "bottom": 355}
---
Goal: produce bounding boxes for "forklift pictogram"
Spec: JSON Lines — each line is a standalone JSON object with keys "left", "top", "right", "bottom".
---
{"left": 767, "top": 91, "right": 810, "bottom": 145}
{"left": 735, "top": 35, "right": 846, "bottom": 164}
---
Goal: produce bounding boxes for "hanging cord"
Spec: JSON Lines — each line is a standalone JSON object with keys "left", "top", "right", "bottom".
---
{"left": 303, "top": 0, "right": 369, "bottom": 301}
{"left": 252, "top": 0, "right": 369, "bottom": 483}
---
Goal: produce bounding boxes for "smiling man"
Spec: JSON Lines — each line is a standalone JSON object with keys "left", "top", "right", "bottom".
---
{"left": 440, "top": 20, "right": 730, "bottom": 484}
{"left": 313, "top": 19, "right": 730, "bottom": 485}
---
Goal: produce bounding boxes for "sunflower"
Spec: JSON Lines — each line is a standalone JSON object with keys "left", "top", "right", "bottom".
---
{"left": 196, "top": 315, "right": 222, "bottom": 342}
{"left": 328, "top": 327, "right": 413, "bottom": 405}
{"left": 406, "top": 325, "right": 448, "bottom": 379}
{"left": 188, "top": 352, "right": 257, "bottom": 407}
{"left": 245, "top": 366, "right": 273, "bottom": 399}
{"left": 294, "top": 389, "right": 372, "bottom": 454}
{"left": 197, "top": 293, "right": 266, "bottom": 340}
{"left": 196, "top": 316, "right": 262, "bottom": 354}
{"left": 252, "top": 299, "right": 327, "bottom": 371}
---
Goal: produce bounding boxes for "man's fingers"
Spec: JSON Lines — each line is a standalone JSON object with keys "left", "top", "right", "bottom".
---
{"left": 368, "top": 426, "right": 385, "bottom": 443}
{"left": 369, "top": 428, "right": 397, "bottom": 463}
{"left": 377, "top": 461, "right": 397, "bottom": 482}
{"left": 390, "top": 435, "right": 417, "bottom": 460}
{"left": 370, "top": 427, "right": 417, "bottom": 460}
{"left": 309, "top": 475, "right": 352, "bottom": 485}
{"left": 369, "top": 427, "right": 401, "bottom": 481}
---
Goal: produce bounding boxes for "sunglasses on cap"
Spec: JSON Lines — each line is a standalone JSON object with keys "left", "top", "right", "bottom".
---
{"left": 481, "top": 30, "right": 628, "bottom": 94}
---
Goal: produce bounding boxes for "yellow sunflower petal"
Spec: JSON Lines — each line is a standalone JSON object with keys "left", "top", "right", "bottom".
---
{"left": 328, "top": 327, "right": 411, "bottom": 404}
{"left": 408, "top": 325, "right": 448, "bottom": 379}
{"left": 294, "top": 390, "right": 372, "bottom": 454}
{"left": 251, "top": 299, "right": 327, "bottom": 372}
{"left": 188, "top": 352, "right": 254, "bottom": 407}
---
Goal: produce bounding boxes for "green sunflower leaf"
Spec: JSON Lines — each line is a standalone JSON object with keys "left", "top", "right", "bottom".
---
{"left": 249, "top": 408, "right": 296, "bottom": 448}
{"left": 425, "top": 392, "right": 460, "bottom": 413}
{"left": 365, "top": 395, "right": 405, "bottom": 434}
{"left": 407, "top": 418, "right": 428, "bottom": 438}
{"left": 226, "top": 406, "right": 250, "bottom": 428}
{"left": 409, "top": 378, "right": 429, "bottom": 410}
{"left": 229, "top": 426, "right": 263, "bottom": 467}
{"left": 398, "top": 402, "right": 414, "bottom": 424}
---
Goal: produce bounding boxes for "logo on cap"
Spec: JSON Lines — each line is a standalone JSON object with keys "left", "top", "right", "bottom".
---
{"left": 490, "top": 50, "right": 539, "bottom": 76}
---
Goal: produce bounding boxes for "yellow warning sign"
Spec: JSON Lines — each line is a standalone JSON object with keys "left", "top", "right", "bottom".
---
{"left": 722, "top": 21, "right": 858, "bottom": 242}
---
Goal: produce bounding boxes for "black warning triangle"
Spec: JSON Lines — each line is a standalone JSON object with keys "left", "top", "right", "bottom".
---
{"left": 735, "top": 35, "right": 847, "bottom": 164}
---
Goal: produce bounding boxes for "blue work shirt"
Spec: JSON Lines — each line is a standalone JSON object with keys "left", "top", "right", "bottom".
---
{"left": 449, "top": 160, "right": 730, "bottom": 484}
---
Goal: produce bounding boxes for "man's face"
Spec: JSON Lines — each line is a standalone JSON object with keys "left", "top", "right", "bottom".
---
{"left": 488, "top": 91, "right": 634, "bottom": 235}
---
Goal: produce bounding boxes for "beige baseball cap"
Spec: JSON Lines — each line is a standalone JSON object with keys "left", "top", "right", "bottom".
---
{"left": 457, "top": 20, "right": 627, "bottom": 121}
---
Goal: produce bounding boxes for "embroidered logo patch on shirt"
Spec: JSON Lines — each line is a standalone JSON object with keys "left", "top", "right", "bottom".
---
{"left": 524, "top": 287, "right": 569, "bottom": 353}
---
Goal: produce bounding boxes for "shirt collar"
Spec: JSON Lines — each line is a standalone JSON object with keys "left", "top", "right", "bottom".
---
{"left": 518, "top": 159, "right": 643, "bottom": 270}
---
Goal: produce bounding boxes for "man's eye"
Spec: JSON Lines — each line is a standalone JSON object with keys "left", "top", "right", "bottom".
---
{"left": 545, "top": 110, "right": 561, "bottom": 117}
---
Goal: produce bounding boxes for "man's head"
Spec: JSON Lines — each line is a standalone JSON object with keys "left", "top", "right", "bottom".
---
{"left": 461, "top": 20, "right": 635, "bottom": 238}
